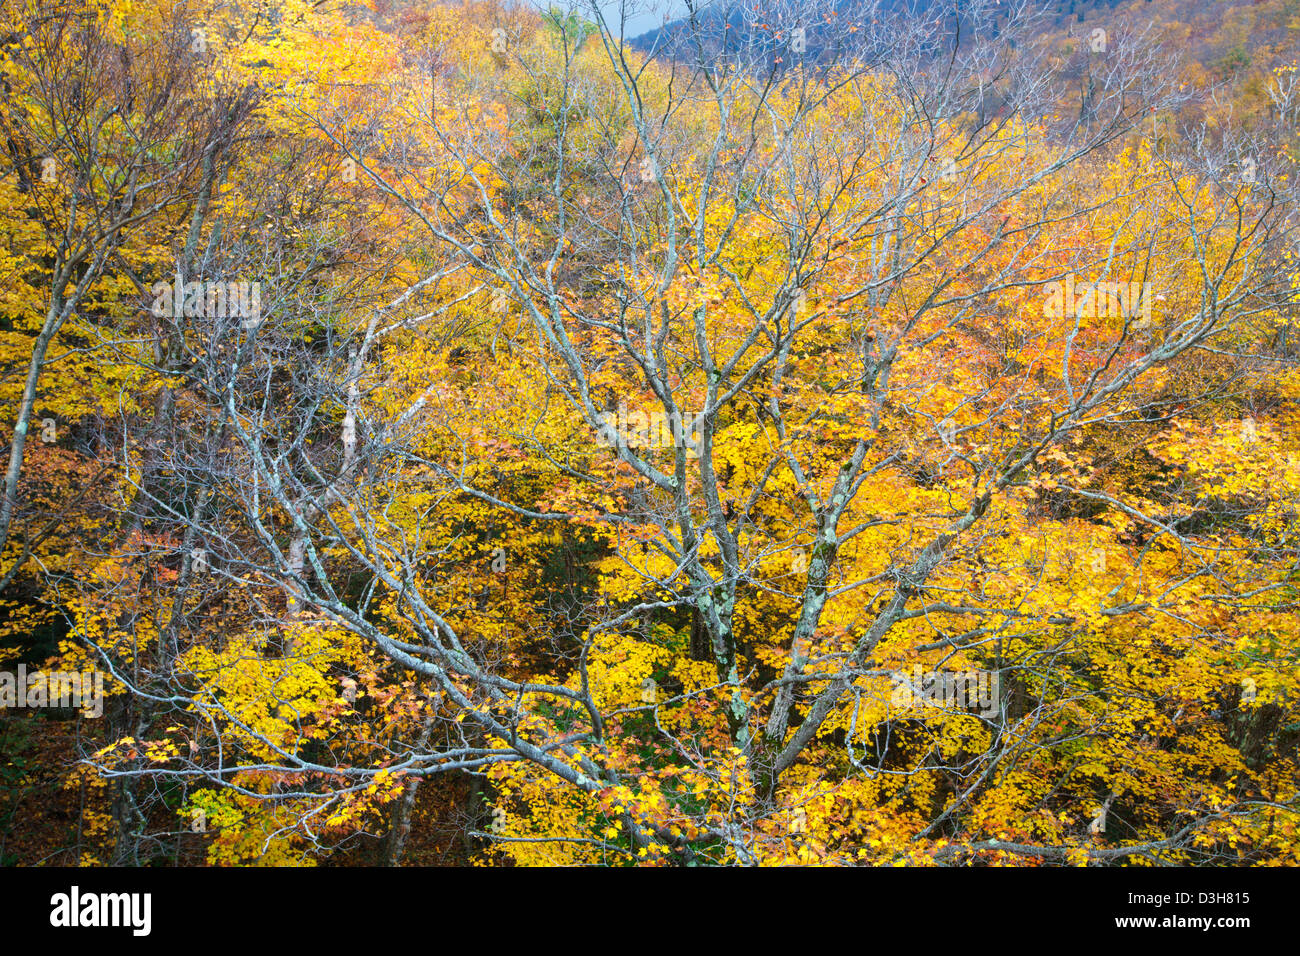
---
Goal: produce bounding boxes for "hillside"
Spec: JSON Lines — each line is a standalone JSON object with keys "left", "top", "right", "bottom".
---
{"left": 0, "top": 0, "right": 1297, "bottom": 890}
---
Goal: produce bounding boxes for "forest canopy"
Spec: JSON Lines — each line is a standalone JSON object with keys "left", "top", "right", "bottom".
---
{"left": 0, "top": 0, "right": 1298, "bottom": 868}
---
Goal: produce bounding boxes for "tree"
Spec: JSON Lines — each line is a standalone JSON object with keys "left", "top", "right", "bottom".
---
{"left": 5, "top": 0, "right": 1298, "bottom": 867}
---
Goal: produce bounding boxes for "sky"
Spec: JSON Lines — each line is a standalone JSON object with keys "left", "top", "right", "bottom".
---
{"left": 601, "top": 1, "right": 691, "bottom": 37}
{"left": 523, "top": 0, "right": 693, "bottom": 39}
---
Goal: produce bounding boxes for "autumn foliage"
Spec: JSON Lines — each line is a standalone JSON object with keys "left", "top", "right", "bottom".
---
{"left": 0, "top": 0, "right": 1298, "bottom": 867}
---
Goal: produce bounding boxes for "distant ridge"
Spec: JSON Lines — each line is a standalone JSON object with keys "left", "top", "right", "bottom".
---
{"left": 625, "top": 1, "right": 1201, "bottom": 61}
